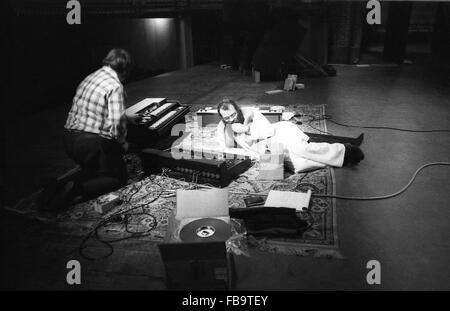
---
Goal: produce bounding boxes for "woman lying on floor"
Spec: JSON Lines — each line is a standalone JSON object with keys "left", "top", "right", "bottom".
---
{"left": 216, "top": 98, "right": 364, "bottom": 173}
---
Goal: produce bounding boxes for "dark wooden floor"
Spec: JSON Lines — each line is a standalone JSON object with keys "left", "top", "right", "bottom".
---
{"left": 2, "top": 63, "right": 450, "bottom": 290}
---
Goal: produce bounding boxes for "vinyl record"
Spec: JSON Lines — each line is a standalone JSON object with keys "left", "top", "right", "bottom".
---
{"left": 180, "top": 218, "right": 231, "bottom": 243}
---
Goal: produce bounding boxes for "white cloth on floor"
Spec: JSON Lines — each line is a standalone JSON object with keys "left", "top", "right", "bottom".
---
{"left": 245, "top": 110, "right": 345, "bottom": 172}
{"left": 217, "top": 108, "right": 345, "bottom": 173}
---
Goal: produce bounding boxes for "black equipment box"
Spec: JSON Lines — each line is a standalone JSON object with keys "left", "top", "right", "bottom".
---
{"left": 140, "top": 148, "right": 252, "bottom": 188}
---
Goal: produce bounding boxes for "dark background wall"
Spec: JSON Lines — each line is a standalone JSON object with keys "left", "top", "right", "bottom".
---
{"left": 10, "top": 15, "right": 181, "bottom": 115}
{"left": 191, "top": 10, "right": 223, "bottom": 65}
{"left": 7, "top": 1, "right": 450, "bottom": 115}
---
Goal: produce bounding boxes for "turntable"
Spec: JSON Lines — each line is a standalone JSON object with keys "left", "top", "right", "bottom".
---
{"left": 157, "top": 188, "right": 236, "bottom": 290}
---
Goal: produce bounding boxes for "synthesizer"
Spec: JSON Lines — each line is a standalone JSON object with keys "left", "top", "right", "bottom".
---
{"left": 140, "top": 148, "right": 252, "bottom": 188}
{"left": 125, "top": 98, "right": 190, "bottom": 145}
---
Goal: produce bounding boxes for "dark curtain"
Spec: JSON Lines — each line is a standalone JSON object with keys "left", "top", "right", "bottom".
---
{"left": 328, "top": 1, "right": 365, "bottom": 64}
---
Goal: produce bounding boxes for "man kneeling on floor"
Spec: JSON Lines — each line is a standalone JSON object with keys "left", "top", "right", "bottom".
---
{"left": 39, "top": 48, "right": 133, "bottom": 210}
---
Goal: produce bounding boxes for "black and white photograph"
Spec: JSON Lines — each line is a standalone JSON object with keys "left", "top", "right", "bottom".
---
{"left": 2, "top": 0, "right": 450, "bottom": 295}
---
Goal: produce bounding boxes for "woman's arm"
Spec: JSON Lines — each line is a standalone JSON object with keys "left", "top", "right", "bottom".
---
{"left": 218, "top": 120, "right": 259, "bottom": 159}
{"left": 216, "top": 121, "right": 226, "bottom": 149}
{"left": 217, "top": 121, "right": 235, "bottom": 149}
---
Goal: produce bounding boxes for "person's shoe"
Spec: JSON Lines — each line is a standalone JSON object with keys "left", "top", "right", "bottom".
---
{"left": 343, "top": 143, "right": 365, "bottom": 165}
{"left": 353, "top": 133, "right": 364, "bottom": 146}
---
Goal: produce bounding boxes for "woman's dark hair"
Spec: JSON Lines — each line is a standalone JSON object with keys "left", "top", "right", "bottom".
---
{"left": 102, "top": 48, "right": 133, "bottom": 79}
{"left": 217, "top": 98, "right": 244, "bottom": 124}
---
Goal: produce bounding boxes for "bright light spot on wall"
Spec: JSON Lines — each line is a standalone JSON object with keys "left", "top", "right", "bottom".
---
{"left": 146, "top": 18, "right": 172, "bottom": 33}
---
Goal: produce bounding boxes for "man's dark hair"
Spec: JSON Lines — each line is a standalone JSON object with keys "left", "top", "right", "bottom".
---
{"left": 217, "top": 98, "right": 244, "bottom": 124}
{"left": 102, "top": 48, "right": 133, "bottom": 79}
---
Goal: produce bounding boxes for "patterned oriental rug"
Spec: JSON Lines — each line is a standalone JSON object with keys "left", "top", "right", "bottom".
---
{"left": 9, "top": 105, "right": 343, "bottom": 259}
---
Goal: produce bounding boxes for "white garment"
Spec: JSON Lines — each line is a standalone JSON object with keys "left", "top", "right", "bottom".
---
{"left": 260, "top": 122, "right": 345, "bottom": 173}
{"left": 245, "top": 107, "right": 275, "bottom": 140}
{"left": 246, "top": 111, "right": 345, "bottom": 172}
{"left": 217, "top": 108, "right": 345, "bottom": 172}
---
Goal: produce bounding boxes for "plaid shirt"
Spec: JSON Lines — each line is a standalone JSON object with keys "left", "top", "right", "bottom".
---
{"left": 65, "top": 66, "right": 127, "bottom": 143}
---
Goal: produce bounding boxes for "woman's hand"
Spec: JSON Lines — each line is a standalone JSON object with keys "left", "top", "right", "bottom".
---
{"left": 231, "top": 123, "right": 249, "bottom": 134}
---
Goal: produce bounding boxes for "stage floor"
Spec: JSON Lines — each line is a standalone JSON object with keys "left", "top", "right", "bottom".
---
{"left": 3, "top": 63, "right": 450, "bottom": 290}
